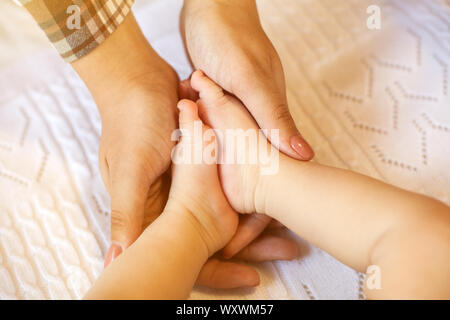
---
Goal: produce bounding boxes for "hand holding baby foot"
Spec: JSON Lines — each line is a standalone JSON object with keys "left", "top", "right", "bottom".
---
{"left": 88, "top": 73, "right": 450, "bottom": 299}
{"left": 188, "top": 70, "right": 298, "bottom": 260}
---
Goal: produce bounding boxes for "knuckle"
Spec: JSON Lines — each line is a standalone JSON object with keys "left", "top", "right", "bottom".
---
{"left": 109, "top": 209, "right": 143, "bottom": 246}
{"left": 110, "top": 210, "right": 131, "bottom": 230}
{"left": 271, "top": 103, "right": 294, "bottom": 124}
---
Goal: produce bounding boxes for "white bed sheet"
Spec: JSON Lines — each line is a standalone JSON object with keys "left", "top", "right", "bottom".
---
{"left": 0, "top": 0, "right": 448, "bottom": 299}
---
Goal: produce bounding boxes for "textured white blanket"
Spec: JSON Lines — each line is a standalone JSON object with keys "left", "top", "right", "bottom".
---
{"left": 0, "top": 0, "right": 448, "bottom": 299}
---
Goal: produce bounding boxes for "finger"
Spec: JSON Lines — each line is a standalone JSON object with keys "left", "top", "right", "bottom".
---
{"left": 238, "top": 79, "right": 314, "bottom": 161}
{"left": 197, "top": 258, "right": 260, "bottom": 289}
{"left": 142, "top": 172, "right": 171, "bottom": 229}
{"left": 234, "top": 233, "right": 299, "bottom": 262}
{"left": 105, "top": 160, "right": 152, "bottom": 268}
{"left": 179, "top": 79, "right": 199, "bottom": 101}
{"left": 222, "top": 214, "right": 271, "bottom": 259}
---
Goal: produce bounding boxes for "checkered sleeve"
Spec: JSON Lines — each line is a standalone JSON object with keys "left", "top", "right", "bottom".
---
{"left": 18, "top": 0, "right": 135, "bottom": 63}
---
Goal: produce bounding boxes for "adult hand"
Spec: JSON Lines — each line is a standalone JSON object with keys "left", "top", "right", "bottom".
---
{"left": 181, "top": 0, "right": 314, "bottom": 161}
{"left": 72, "top": 13, "right": 179, "bottom": 266}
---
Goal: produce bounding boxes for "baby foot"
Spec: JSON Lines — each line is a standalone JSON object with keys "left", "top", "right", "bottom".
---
{"left": 167, "top": 99, "right": 239, "bottom": 256}
{"left": 190, "top": 70, "right": 281, "bottom": 215}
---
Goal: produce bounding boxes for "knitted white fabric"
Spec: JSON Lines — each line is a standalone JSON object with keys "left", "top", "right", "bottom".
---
{"left": 0, "top": 0, "right": 448, "bottom": 299}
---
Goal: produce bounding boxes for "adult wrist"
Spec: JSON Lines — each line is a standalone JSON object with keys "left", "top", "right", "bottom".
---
{"left": 72, "top": 12, "right": 177, "bottom": 110}
{"left": 183, "top": 0, "right": 256, "bottom": 16}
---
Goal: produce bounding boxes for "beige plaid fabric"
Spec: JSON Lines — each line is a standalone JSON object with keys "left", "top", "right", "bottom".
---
{"left": 19, "top": 0, "right": 134, "bottom": 62}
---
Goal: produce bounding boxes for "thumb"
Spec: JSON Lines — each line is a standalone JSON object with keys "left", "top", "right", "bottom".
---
{"left": 104, "top": 161, "right": 150, "bottom": 268}
{"left": 239, "top": 82, "right": 314, "bottom": 161}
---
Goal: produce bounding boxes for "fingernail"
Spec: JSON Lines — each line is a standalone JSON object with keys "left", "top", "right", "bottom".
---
{"left": 290, "top": 135, "right": 315, "bottom": 160}
{"left": 104, "top": 242, "right": 123, "bottom": 268}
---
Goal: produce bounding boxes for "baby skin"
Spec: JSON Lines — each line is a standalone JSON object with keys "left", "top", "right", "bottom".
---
{"left": 189, "top": 70, "right": 450, "bottom": 299}
{"left": 86, "top": 71, "right": 450, "bottom": 300}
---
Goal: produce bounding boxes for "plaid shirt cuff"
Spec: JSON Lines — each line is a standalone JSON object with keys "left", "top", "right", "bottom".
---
{"left": 19, "top": 0, "right": 135, "bottom": 63}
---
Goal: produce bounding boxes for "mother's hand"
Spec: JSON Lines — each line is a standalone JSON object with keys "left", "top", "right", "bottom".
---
{"left": 181, "top": 0, "right": 314, "bottom": 161}
{"left": 73, "top": 13, "right": 180, "bottom": 266}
